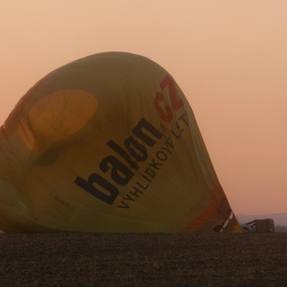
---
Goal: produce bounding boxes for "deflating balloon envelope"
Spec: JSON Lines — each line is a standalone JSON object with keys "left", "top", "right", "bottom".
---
{"left": 0, "top": 52, "right": 241, "bottom": 232}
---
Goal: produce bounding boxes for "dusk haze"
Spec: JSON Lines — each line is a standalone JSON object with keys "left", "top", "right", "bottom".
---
{"left": 1, "top": 1, "right": 286, "bottom": 215}
{"left": 0, "top": 1, "right": 287, "bottom": 286}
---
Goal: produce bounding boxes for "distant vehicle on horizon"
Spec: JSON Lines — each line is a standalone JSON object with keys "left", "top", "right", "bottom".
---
{"left": 237, "top": 213, "right": 287, "bottom": 227}
{"left": 242, "top": 219, "right": 275, "bottom": 233}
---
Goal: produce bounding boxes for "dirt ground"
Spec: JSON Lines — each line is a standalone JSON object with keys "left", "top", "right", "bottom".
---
{"left": 0, "top": 232, "right": 286, "bottom": 286}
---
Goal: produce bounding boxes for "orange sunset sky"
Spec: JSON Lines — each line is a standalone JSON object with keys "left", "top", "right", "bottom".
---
{"left": 1, "top": 0, "right": 286, "bottom": 214}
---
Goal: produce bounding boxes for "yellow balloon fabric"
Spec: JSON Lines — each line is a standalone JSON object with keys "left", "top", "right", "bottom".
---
{"left": 0, "top": 52, "right": 241, "bottom": 232}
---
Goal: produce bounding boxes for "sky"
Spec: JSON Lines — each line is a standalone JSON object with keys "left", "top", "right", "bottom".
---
{"left": 0, "top": 0, "right": 286, "bottom": 214}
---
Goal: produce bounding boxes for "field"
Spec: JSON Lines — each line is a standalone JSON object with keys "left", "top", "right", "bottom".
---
{"left": 0, "top": 233, "right": 286, "bottom": 286}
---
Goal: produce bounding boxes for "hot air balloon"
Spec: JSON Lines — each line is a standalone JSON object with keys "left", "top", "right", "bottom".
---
{"left": 0, "top": 52, "right": 241, "bottom": 232}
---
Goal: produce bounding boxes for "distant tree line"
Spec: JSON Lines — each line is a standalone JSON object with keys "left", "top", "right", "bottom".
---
{"left": 275, "top": 225, "right": 287, "bottom": 232}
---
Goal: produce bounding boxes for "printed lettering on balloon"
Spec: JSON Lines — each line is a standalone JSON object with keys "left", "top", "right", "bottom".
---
{"left": 154, "top": 75, "right": 183, "bottom": 122}
{"left": 74, "top": 75, "right": 187, "bottom": 207}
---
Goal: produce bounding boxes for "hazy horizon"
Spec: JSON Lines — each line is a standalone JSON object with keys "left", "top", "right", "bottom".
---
{"left": 1, "top": 1, "right": 287, "bottom": 214}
